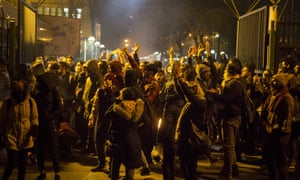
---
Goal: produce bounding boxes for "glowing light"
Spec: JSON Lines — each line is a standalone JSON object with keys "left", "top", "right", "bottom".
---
{"left": 158, "top": 118, "right": 162, "bottom": 130}
{"left": 88, "top": 36, "right": 95, "bottom": 42}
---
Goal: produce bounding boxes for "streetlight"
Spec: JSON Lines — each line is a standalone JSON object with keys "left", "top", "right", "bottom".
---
{"left": 94, "top": 41, "right": 100, "bottom": 59}
{"left": 124, "top": 39, "right": 130, "bottom": 47}
{"left": 88, "top": 36, "right": 95, "bottom": 59}
{"left": 212, "top": 32, "right": 220, "bottom": 60}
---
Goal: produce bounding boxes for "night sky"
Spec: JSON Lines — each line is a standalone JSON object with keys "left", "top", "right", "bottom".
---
{"left": 92, "top": 0, "right": 299, "bottom": 57}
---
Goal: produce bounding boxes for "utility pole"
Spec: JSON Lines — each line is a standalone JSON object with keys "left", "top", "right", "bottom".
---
{"left": 266, "top": 0, "right": 280, "bottom": 72}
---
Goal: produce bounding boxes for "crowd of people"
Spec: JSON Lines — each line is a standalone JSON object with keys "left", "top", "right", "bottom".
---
{"left": 0, "top": 43, "right": 299, "bottom": 180}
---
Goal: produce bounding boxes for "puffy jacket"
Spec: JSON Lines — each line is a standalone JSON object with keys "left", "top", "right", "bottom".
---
{"left": 0, "top": 97, "right": 39, "bottom": 150}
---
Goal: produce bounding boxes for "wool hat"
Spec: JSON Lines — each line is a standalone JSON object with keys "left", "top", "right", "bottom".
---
{"left": 272, "top": 73, "right": 292, "bottom": 87}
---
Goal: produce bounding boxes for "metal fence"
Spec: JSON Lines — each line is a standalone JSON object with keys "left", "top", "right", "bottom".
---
{"left": 276, "top": 21, "right": 300, "bottom": 68}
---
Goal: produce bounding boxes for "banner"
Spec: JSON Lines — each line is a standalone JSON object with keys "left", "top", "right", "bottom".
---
{"left": 38, "top": 15, "right": 80, "bottom": 57}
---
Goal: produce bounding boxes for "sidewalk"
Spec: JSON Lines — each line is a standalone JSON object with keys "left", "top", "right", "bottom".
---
{"left": 0, "top": 148, "right": 296, "bottom": 180}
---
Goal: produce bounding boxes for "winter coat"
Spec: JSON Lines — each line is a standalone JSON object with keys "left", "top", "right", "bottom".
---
{"left": 89, "top": 87, "right": 116, "bottom": 141}
{"left": 159, "top": 80, "right": 185, "bottom": 143}
{"left": 0, "top": 97, "right": 38, "bottom": 150}
{"left": 266, "top": 89, "right": 294, "bottom": 144}
{"left": 174, "top": 78, "right": 207, "bottom": 154}
{"left": 33, "top": 72, "right": 64, "bottom": 130}
{"left": 214, "top": 78, "right": 243, "bottom": 121}
{"left": 106, "top": 98, "right": 144, "bottom": 168}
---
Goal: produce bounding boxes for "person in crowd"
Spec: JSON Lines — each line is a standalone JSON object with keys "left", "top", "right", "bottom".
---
{"left": 256, "top": 69, "right": 274, "bottom": 174}
{"left": 195, "top": 63, "right": 219, "bottom": 163}
{"left": 124, "top": 46, "right": 156, "bottom": 175}
{"left": 289, "top": 63, "right": 300, "bottom": 171}
{"left": 154, "top": 69, "right": 167, "bottom": 91}
{"left": 142, "top": 62, "right": 162, "bottom": 143}
{"left": 216, "top": 53, "right": 229, "bottom": 85}
{"left": 0, "top": 76, "right": 39, "bottom": 180}
{"left": 105, "top": 86, "right": 145, "bottom": 180}
{"left": 108, "top": 60, "right": 125, "bottom": 90}
{"left": 89, "top": 72, "right": 118, "bottom": 172}
{"left": 30, "top": 61, "right": 64, "bottom": 180}
{"left": 174, "top": 67, "right": 207, "bottom": 180}
{"left": 72, "top": 61, "right": 87, "bottom": 145}
{"left": 58, "top": 61, "right": 76, "bottom": 124}
{"left": 282, "top": 62, "right": 300, "bottom": 168}
{"left": 159, "top": 61, "right": 186, "bottom": 180}
{"left": 296, "top": 139, "right": 300, "bottom": 179}
{"left": 81, "top": 59, "right": 101, "bottom": 154}
{"left": 238, "top": 63, "right": 263, "bottom": 156}
{"left": 0, "top": 57, "right": 10, "bottom": 101}
{"left": 260, "top": 69, "right": 273, "bottom": 99}
{"left": 264, "top": 73, "right": 294, "bottom": 180}
{"left": 64, "top": 55, "right": 75, "bottom": 72}
{"left": 56, "top": 61, "right": 78, "bottom": 156}
{"left": 212, "top": 58, "right": 243, "bottom": 180}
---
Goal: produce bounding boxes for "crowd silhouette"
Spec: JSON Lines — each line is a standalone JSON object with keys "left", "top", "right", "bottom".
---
{"left": 0, "top": 43, "right": 299, "bottom": 180}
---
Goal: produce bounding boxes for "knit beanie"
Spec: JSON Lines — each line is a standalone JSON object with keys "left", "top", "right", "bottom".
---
{"left": 272, "top": 73, "right": 291, "bottom": 87}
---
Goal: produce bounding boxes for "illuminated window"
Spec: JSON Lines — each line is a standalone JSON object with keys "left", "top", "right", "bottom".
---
{"left": 77, "top": 8, "right": 82, "bottom": 19}
{"left": 57, "top": 8, "right": 63, "bottom": 16}
{"left": 44, "top": 7, "right": 50, "bottom": 15}
{"left": 37, "top": 7, "right": 43, "bottom": 15}
{"left": 63, "top": 8, "right": 69, "bottom": 17}
{"left": 50, "top": 7, "right": 56, "bottom": 16}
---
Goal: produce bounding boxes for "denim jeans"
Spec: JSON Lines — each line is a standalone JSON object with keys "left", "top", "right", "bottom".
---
{"left": 222, "top": 116, "right": 241, "bottom": 177}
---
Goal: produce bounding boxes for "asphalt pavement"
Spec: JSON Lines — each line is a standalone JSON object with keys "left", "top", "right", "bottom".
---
{"left": 0, "top": 147, "right": 296, "bottom": 180}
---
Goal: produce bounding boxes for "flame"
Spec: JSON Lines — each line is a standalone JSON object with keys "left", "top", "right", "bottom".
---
{"left": 157, "top": 118, "right": 162, "bottom": 130}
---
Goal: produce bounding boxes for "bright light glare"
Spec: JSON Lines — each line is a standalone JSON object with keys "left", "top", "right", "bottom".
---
{"left": 158, "top": 118, "right": 162, "bottom": 129}
{"left": 88, "top": 36, "right": 95, "bottom": 42}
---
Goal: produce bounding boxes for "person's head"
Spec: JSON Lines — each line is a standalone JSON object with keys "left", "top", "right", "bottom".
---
{"left": 75, "top": 61, "right": 84, "bottom": 74}
{"left": 124, "top": 69, "right": 142, "bottom": 87}
{"left": 86, "top": 59, "right": 99, "bottom": 77}
{"left": 270, "top": 74, "right": 290, "bottom": 94}
{"left": 262, "top": 69, "right": 272, "bottom": 80}
{"left": 224, "top": 58, "right": 242, "bottom": 80}
{"left": 241, "top": 63, "right": 256, "bottom": 78}
{"left": 220, "top": 54, "right": 228, "bottom": 64}
{"left": 183, "top": 68, "right": 197, "bottom": 82}
{"left": 47, "top": 61, "right": 60, "bottom": 74}
{"left": 11, "top": 79, "right": 29, "bottom": 102}
{"left": 98, "top": 60, "right": 109, "bottom": 76}
{"left": 58, "top": 61, "right": 70, "bottom": 76}
{"left": 104, "top": 72, "right": 118, "bottom": 89}
{"left": 31, "top": 61, "right": 45, "bottom": 77}
{"left": 195, "top": 63, "right": 211, "bottom": 81}
{"left": 280, "top": 56, "right": 295, "bottom": 73}
{"left": 109, "top": 60, "right": 123, "bottom": 74}
{"left": 154, "top": 69, "right": 165, "bottom": 83}
{"left": 294, "top": 63, "right": 300, "bottom": 75}
{"left": 139, "top": 61, "right": 148, "bottom": 74}
{"left": 65, "top": 55, "right": 74, "bottom": 67}
{"left": 165, "top": 61, "right": 181, "bottom": 79}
